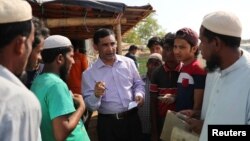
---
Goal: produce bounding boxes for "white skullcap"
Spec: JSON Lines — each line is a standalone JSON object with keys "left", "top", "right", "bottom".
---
{"left": 44, "top": 35, "right": 72, "bottom": 50}
{"left": 202, "top": 11, "right": 242, "bottom": 38}
{"left": 0, "top": 0, "right": 32, "bottom": 24}
{"left": 148, "top": 53, "right": 162, "bottom": 61}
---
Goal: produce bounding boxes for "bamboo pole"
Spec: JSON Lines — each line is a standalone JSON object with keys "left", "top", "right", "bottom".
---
{"left": 116, "top": 23, "right": 122, "bottom": 55}
{"left": 126, "top": 8, "right": 154, "bottom": 12}
{"left": 44, "top": 17, "right": 127, "bottom": 28}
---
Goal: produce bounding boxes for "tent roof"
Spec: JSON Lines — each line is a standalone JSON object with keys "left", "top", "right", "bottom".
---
{"left": 28, "top": 0, "right": 154, "bottom": 39}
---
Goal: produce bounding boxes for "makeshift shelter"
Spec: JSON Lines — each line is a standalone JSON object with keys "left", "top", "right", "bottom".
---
{"left": 28, "top": 0, "right": 154, "bottom": 54}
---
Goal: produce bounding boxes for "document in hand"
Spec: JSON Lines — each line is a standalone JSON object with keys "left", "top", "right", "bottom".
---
{"left": 128, "top": 101, "right": 138, "bottom": 110}
{"left": 160, "top": 110, "right": 198, "bottom": 141}
{"left": 170, "top": 127, "right": 199, "bottom": 141}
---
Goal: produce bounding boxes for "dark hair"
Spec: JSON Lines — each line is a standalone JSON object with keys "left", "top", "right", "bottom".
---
{"left": 71, "top": 39, "right": 86, "bottom": 53}
{"left": 32, "top": 17, "right": 42, "bottom": 49}
{"left": 41, "top": 27, "right": 50, "bottom": 38}
{"left": 41, "top": 47, "right": 72, "bottom": 63}
{"left": 0, "top": 20, "right": 32, "bottom": 48}
{"left": 93, "top": 28, "right": 114, "bottom": 45}
{"left": 32, "top": 17, "right": 50, "bottom": 49}
{"left": 128, "top": 45, "right": 138, "bottom": 51}
{"left": 202, "top": 26, "right": 241, "bottom": 49}
{"left": 162, "top": 32, "right": 175, "bottom": 50}
{"left": 147, "top": 36, "right": 162, "bottom": 48}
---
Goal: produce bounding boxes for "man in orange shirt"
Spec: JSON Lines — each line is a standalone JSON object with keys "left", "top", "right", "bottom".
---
{"left": 67, "top": 39, "right": 88, "bottom": 94}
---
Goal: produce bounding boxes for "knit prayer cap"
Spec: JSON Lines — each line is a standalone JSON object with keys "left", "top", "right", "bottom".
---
{"left": 176, "top": 28, "right": 199, "bottom": 46}
{"left": 44, "top": 35, "right": 72, "bottom": 50}
{"left": 202, "top": 11, "right": 242, "bottom": 37}
{"left": 148, "top": 53, "right": 162, "bottom": 61}
{"left": 0, "top": 0, "right": 32, "bottom": 23}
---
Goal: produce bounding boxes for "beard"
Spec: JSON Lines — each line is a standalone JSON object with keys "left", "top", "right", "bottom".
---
{"left": 59, "top": 64, "right": 68, "bottom": 82}
{"left": 205, "top": 53, "right": 221, "bottom": 72}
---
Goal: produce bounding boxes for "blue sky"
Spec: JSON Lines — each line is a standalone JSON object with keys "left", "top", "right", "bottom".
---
{"left": 102, "top": 0, "right": 249, "bottom": 39}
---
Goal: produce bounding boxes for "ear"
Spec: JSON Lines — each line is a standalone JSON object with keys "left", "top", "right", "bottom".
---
{"left": 93, "top": 44, "right": 99, "bottom": 51}
{"left": 192, "top": 45, "right": 198, "bottom": 53}
{"left": 214, "top": 37, "right": 222, "bottom": 47}
{"left": 56, "top": 54, "right": 65, "bottom": 65}
{"left": 213, "top": 37, "right": 222, "bottom": 51}
{"left": 14, "top": 36, "right": 26, "bottom": 55}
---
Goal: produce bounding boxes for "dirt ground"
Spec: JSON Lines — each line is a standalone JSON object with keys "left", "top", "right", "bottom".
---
{"left": 87, "top": 111, "right": 98, "bottom": 141}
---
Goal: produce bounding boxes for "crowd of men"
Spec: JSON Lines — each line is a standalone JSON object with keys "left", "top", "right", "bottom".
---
{"left": 1, "top": 0, "right": 250, "bottom": 141}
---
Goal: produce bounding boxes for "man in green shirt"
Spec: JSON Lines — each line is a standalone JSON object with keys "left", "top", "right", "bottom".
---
{"left": 31, "top": 35, "right": 90, "bottom": 141}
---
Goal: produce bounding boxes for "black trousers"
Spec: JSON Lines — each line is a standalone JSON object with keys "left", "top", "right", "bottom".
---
{"left": 97, "top": 110, "right": 143, "bottom": 141}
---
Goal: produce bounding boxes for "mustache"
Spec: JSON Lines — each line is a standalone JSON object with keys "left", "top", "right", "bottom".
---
{"left": 106, "top": 52, "right": 115, "bottom": 55}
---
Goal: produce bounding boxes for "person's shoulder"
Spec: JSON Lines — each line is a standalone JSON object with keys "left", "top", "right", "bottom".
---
{"left": 125, "top": 53, "right": 135, "bottom": 58}
{"left": 36, "top": 73, "right": 58, "bottom": 81}
{"left": 0, "top": 77, "right": 20, "bottom": 98}
{"left": 242, "top": 49, "right": 250, "bottom": 61}
{"left": 240, "top": 51, "right": 250, "bottom": 73}
{"left": 150, "top": 66, "right": 162, "bottom": 79}
{"left": 34, "top": 73, "right": 65, "bottom": 87}
{"left": 73, "top": 52, "right": 87, "bottom": 61}
{"left": 79, "top": 53, "right": 88, "bottom": 60}
{"left": 82, "top": 62, "right": 95, "bottom": 76}
{"left": 0, "top": 76, "right": 39, "bottom": 106}
{"left": 0, "top": 76, "right": 23, "bottom": 89}
{"left": 119, "top": 54, "right": 129, "bottom": 59}
{"left": 125, "top": 52, "right": 130, "bottom": 57}
{"left": 153, "top": 65, "right": 163, "bottom": 74}
{"left": 190, "top": 60, "right": 207, "bottom": 75}
{"left": 117, "top": 54, "right": 134, "bottom": 62}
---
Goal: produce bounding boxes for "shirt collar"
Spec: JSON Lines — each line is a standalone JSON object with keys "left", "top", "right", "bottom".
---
{"left": 95, "top": 54, "right": 122, "bottom": 69}
{"left": 181, "top": 59, "right": 197, "bottom": 70}
{"left": 163, "top": 62, "right": 183, "bottom": 72}
{"left": 220, "top": 49, "right": 249, "bottom": 77}
{"left": 0, "top": 65, "right": 26, "bottom": 87}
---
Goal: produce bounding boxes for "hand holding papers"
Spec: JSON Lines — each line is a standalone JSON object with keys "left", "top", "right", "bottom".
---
{"left": 160, "top": 110, "right": 199, "bottom": 141}
{"left": 170, "top": 127, "right": 199, "bottom": 141}
{"left": 176, "top": 112, "right": 189, "bottom": 121}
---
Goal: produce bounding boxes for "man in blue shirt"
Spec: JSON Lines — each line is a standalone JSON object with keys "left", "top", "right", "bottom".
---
{"left": 82, "top": 28, "right": 145, "bottom": 141}
{"left": 125, "top": 45, "right": 139, "bottom": 68}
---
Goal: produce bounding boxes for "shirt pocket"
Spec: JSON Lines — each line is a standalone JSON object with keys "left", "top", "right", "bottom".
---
{"left": 117, "top": 67, "right": 133, "bottom": 88}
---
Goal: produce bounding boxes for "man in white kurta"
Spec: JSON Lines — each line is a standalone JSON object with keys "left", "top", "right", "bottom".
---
{"left": 0, "top": 66, "right": 41, "bottom": 141}
{"left": 0, "top": 0, "right": 42, "bottom": 140}
{"left": 199, "top": 49, "right": 250, "bottom": 141}
{"left": 200, "top": 71, "right": 220, "bottom": 120}
{"left": 199, "top": 11, "right": 250, "bottom": 141}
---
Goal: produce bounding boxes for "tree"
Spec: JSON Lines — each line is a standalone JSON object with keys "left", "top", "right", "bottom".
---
{"left": 123, "top": 29, "right": 141, "bottom": 45}
{"left": 123, "top": 13, "right": 165, "bottom": 45}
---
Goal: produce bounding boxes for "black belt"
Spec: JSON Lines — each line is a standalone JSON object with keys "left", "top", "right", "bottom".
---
{"left": 99, "top": 107, "right": 138, "bottom": 120}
